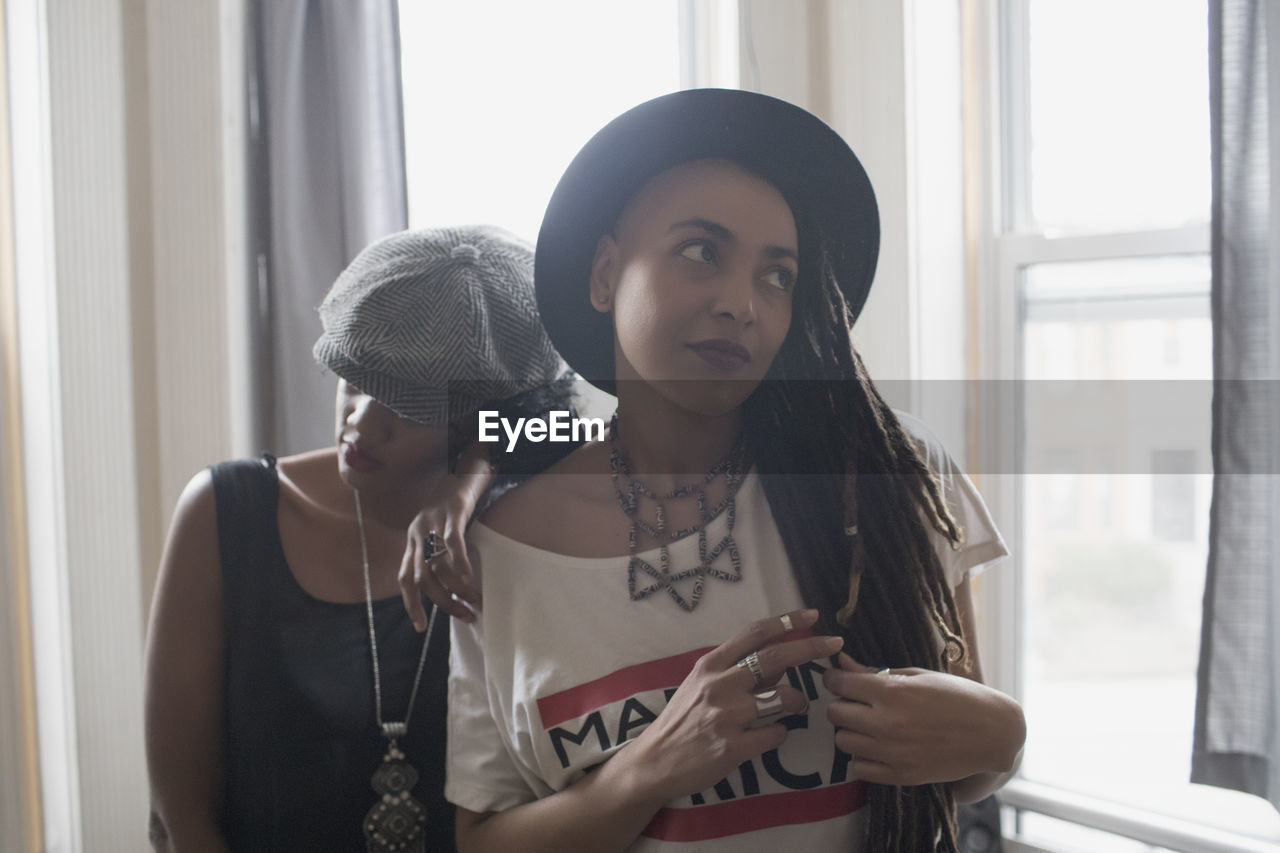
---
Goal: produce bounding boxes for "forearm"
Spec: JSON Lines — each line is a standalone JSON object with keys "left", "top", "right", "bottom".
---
{"left": 952, "top": 748, "right": 1022, "bottom": 804}
{"left": 450, "top": 441, "right": 497, "bottom": 514}
{"left": 947, "top": 578, "right": 1025, "bottom": 805}
{"left": 458, "top": 748, "right": 666, "bottom": 853}
{"left": 952, "top": 693, "right": 1025, "bottom": 804}
{"left": 455, "top": 611, "right": 827, "bottom": 852}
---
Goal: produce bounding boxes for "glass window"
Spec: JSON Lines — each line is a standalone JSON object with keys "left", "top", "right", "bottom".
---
{"left": 1024, "top": 0, "right": 1210, "bottom": 235}
{"left": 999, "top": 0, "right": 1280, "bottom": 843}
{"left": 399, "top": 1, "right": 684, "bottom": 242}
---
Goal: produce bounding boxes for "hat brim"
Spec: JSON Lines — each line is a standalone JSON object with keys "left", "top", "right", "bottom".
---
{"left": 535, "top": 88, "right": 879, "bottom": 395}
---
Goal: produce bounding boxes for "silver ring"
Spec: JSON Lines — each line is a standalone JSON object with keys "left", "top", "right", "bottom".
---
{"left": 876, "top": 666, "right": 891, "bottom": 675}
{"left": 780, "top": 614, "right": 794, "bottom": 633}
{"left": 736, "top": 651, "right": 765, "bottom": 688}
{"left": 753, "top": 688, "right": 786, "bottom": 719}
{"left": 423, "top": 531, "right": 448, "bottom": 560}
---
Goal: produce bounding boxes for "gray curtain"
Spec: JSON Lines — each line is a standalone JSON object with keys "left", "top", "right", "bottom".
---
{"left": 252, "top": 0, "right": 408, "bottom": 454}
{"left": 1194, "top": 0, "right": 1280, "bottom": 813}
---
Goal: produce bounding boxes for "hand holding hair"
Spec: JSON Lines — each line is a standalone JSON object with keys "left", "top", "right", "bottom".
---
{"left": 823, "top": 652, "right": 1026, "bottom": 789}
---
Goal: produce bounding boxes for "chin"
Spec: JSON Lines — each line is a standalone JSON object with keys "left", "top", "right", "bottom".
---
{"left": 335, "top": 464, "right": 359, "bottom": 489}
{"left": 337, "top": 461, "right": 382, "bottom": 488}
{"left": 658, "top": 377, "right": 761, "bottom": 418}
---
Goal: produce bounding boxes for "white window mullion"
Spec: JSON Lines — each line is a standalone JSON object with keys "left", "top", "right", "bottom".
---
{"left": 998, "top": 0, "right": 1033, "bottom": 233}
{"left": 999, "top": 225, "right": 1211, "bottom": 270}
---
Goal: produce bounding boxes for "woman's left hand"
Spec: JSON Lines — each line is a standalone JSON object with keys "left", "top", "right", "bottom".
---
{"left": 400, "top": 500, "right": 477, "bottom": 628}
{"left": 823, "top": 652, "right": 1025, "bottom": 788}
{"left": 399, "top": 443, "right": 495, "bottom": 629}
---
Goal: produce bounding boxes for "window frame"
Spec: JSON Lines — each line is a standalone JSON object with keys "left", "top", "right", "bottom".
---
{"left": 972, "top": 2, "right": 1276, "bottom": 850}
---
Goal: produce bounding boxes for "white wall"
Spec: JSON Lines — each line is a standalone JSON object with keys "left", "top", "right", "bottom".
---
{"left": 6, "top": 0, "right": 241, "bottom": 847}
{"left": 739, "top": 0, "right": 968, "bottom": 446}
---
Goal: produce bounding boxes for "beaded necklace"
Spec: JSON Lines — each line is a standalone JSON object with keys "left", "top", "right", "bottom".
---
{"left": 608, "top": 414, "right": 747, "bottom": 611}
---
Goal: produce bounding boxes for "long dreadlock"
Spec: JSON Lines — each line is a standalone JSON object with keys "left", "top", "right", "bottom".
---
{"left": 741, "top": 221, "right": 970, "bottom": 852}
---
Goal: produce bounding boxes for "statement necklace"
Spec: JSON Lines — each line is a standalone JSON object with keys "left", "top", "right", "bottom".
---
{"left": 355, "top": 490, "right": 436, "bottom": 853}
{"left": 609, "top": 415, "right": 747, "bottom": 611}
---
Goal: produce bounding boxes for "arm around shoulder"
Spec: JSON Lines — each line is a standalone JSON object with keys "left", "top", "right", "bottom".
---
{"left": 144, "top": 469, "right": 233, "bottom": 852}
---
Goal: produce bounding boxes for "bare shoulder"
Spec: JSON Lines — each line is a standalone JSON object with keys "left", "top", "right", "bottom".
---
{"left": 165, "top": 468, "right": 220, "bottom": 559}
{"left": 154, "top": 453, "right": 293, "bottom": 597}
{"left": 481, "top": 441, "right": 622, "bottom": 554}
{"left": 149, "top": 468, "right": 225, "bottom": 646}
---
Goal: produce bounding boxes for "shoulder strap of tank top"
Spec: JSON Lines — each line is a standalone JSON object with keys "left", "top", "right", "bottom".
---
{"left": 208, "top": 454, "right": 281, "bottom": 600}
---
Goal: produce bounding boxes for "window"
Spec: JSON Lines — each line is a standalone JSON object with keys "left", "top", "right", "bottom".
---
{"left": 987, "top": 0, "right": 1280, "bottom": 848}
{"left": 1151, "top": 449, "right": 1197, "bottom": 543}
{"left": 398, "top": 0, "right": 734, "bottom": 422}
{"left": 399, "top": 1, "right": 721, "bottom": 243}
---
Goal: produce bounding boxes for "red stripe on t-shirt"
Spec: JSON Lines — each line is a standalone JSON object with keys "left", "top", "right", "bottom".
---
{"left": 536, "top": 628, "right": 815, "bottom": 729}
{"left": 537, "top": 646, "right": 712, "bottom": 728}
{"left": 642, "top": 781, "right": 867, "bottom": 842}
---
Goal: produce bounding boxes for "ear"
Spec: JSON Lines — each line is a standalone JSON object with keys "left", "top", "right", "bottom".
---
{"left": 589, "top": 234, "right": 619, "bottom": 314}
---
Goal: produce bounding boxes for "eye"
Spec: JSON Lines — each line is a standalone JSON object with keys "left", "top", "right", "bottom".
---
{"left": 762, "top": 267, "right": 797, "bottom": 292}
{"left": 678, "top": 241, "right": 717, "bottom": 265}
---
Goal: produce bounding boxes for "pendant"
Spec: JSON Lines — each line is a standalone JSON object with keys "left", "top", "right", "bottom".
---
{"left": 364, "top": 739, "right": 426, "bottom": 853}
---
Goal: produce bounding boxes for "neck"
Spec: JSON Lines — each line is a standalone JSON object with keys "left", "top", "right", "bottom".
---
{"left": 612, "top": 385, "right": 743, "bottom": 491}
{"left": 351, "top": 469, "right": 447, "bottom": 531}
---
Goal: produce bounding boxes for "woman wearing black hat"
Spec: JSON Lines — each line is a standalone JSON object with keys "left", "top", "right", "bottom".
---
{"left": 144, "top": 226, "right": 575, "bottom": 852}
{"left": 443, "top": 91, "right": 1025, "bottom": 852}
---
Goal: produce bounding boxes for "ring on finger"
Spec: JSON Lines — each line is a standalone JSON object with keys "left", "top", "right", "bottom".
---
{"left": 780, "top": 613, "right": 793, "bottom": 633}
{"left": 736, "top": 651, "right": 765, "bottom": 688}
{"left": 423, "top": 531, "right": 449, "bottom": 560}
{"left": 876, "top": 666, "right": 891, "bottom": 675}
{"left": 753, "top": 688, "right": 786, "bottom": 720}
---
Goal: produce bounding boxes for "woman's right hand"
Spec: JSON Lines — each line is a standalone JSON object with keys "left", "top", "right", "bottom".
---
{"left": 456, "top": 608, "right": 843, "bottom": 853}
{"left": 617, "top": 608, "right": 843, "bottom": 804}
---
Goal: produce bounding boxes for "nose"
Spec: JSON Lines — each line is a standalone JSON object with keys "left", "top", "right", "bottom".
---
{"left": 710, "top": 270, "right": 757, "bottom": 325}
{"left": 348, "top": 393, "right": 395, "bottom": 441}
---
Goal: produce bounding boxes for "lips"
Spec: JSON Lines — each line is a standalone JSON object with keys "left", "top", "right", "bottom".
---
{"left": 687, "top": 339, "right": 752, "bottom": 372}
{"left": 341, "top": 440, "right": 383, "bottom": 473}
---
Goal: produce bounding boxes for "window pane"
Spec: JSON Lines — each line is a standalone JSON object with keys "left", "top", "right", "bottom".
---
{"left": 400, "top": 1, "right": 683, "bottom": 241}
{"left": 1022, "top": 256, "right": 1211, "bottom": 381}
{"left": 1020, "top": 258, "right": 1280, "bottom": 841}
{"left": 1023, "top": 255, "right": 1210, "bottom": 310}
{"left": 1025, "top": 0, "right": 1209, "bottom": 235}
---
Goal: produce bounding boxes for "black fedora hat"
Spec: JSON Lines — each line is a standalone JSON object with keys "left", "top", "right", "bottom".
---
{"left": 535, "top": 88, "right": 880, "bottom": 394}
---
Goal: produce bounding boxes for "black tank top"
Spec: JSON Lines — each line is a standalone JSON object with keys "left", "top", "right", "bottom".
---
{"left": 213, "top": 456, "right": 455, "bottom": 851}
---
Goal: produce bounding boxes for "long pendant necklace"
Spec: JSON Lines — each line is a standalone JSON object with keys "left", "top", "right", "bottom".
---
{"left": 355, "top": 490, "right": 436, "bottom": 853}
{"left": 609, "top": 414, "right": 747, "bottom": 611}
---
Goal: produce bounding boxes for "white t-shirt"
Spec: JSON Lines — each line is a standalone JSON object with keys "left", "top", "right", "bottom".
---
{"left": 447, "top": 418, "right": 1007, "bottom": 851}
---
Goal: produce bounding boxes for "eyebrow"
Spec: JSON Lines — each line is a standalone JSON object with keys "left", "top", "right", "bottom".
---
{"left": 668, "top": 218, "right": 798, "bottom": 262}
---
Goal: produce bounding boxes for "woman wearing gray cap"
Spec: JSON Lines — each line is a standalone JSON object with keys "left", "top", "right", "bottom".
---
{"left": 443, "top": 91, "right": 1025, "bottom": 852}
{"left": 144, "top": 225, "right": 573, "bottom": 852}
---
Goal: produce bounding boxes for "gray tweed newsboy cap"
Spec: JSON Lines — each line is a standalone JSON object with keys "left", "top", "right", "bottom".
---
{"left": 314, "top": 225, "right": 564, "bottom": 425}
